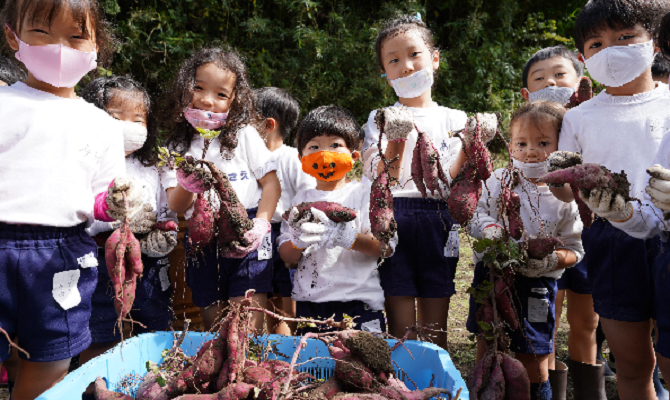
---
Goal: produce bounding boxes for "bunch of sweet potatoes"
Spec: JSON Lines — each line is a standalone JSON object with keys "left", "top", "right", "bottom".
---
{"left": 468, "top": 351, "right": 530, "bottom": 400}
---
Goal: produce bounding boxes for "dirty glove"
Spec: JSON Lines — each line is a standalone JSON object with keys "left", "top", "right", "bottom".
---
{"left": 302, "top": 208, "right": 358, "bottom": 250}
{"left": 544, "top": 151, "right": 583, "bottom": 188}
{"left": 221, "top": 218, "right": 272, "bottom": 258}
{"left": 287, "top": 207, "right": 323, "bottom": 249}
{"left": 177, "top": 168, "right": 210, "bottom": 194}
{"left": 516, "top": 252, "right": 559, "bottom": 278}
{"left": 106, "top": 176, "right": 145, "bottom": 221}
{"left": 464, "top": 113, "right": 499, "bottom": 145}
{"left": 580, "top": 188, "right": 633, "bottom": 222}
{"left": 141, "top": 229, "right": 178, "bottom": 257}
{"left": 111, "top": 203, "right": 157, "bottom": 234}
{"left": 375, "top": 107, "right": 414, "bottom": 142}
{"left": 481, "top": 225, "right": 504, "bottom": 241}
{"left": 647, "top": 165, "right": 670, "bottom": 212}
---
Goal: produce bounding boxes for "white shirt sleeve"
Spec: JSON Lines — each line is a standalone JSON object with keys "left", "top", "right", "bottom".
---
{"left": 558, "top": 109, "right": 582, "bottom": 154}
{"left": 555, "top": 205, "right": 585, "bottom": 264}
{"left": 92, "top": 122, "right": 126, "bottom": 195}
{"left": 240, "top": 126, "right": 277, "bottom": 179}
{"left": 468, "top": 176, "right": 501, "bottom": 239}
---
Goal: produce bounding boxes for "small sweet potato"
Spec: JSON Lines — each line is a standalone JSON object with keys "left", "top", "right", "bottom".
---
{"left": 568, "top": 77, "right": 593, "bottom": 108}
{"left": 412, "top": 138, "right": 427, "bottom": 197}
{"left": 242, "top": 366, "right": 273, "bottom": 385}
{"left": 189, "top": 193, "right": 216, "bottom": 248}
{"left": 525, "top": 235, "right": 563, "bottom": 260}
{"left": 282, "top": 202, "right": 358, "bottom": 224}
{"left": 448, "top": 161, "right": 482, "bottom": 226}
{"left": 418, "top": 129, "right": 449, "bottom": 197}
{"left": 494, "top": 279, "right": 518, "bottom": 331}
{"left": 105, "top": 221, "right": 143, "bottom": 328}
{"left": 501, "top": 354, "right": 530, "bottom": 400}
{"left": 94, "top": 377, "right": 133, "bottom": 400}
{"left": 370, "top": 168, "right": 397, "bottom": 248}
{"left": 153, "top": 220, "right": 179, "bottom": 232}
{"left": 135, "top": 372, "right": 169, "bottom": 400}
{"left": 467, "top": 118, "right": 494, "bottom": 182}
{"left": 500, "top": 186, "right": 523, "bottom": 241}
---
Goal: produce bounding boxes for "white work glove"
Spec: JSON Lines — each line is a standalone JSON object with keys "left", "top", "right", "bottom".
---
{"left": 301, "top": 208, "right": 358, "bottom": 250}
{"left": 287, "top": 207, "right": 323, "bottom": 249}
{"left": 141, "top": 230, "right": 178, "bottom": 257}
{"left": 111, "top": 203, "right": 157, "bottom": 234}
{"left": 464, "top": 113, "right": 498, "bottom": 145}
{"left": 544, "top": 151, "right": 583, "bottom": 188}
{"left": 481, "top": 225, "right": 504, "bottom": 241}
{"left": 106, "top": 176, "right": 145, "bottom": 220}
{"left": 516, "top": 252, "right": 559, "bottom": 278}
{"left": 580, "top": 188, "right": 633, "bottom": 222}
{"left": 647, "top": 165, "right": 670, "bottom": 212}
{"left": 375, "top": 107, "right": 414, "bottom": 142}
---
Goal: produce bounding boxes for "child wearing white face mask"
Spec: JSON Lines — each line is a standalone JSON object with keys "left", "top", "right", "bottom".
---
{"left": 467, "top": 101, "right": 583, "bottom": 400}
{"left": 361, "top": 15, "right": 473, "bottom": 350}
{"left": 521, "top": 45, "right": 584, "bottom": 104}
{"left": 77, "top": 77, "right": 178, "bottom": 387}
{"left": 547, "top": 1, "right": 670, "bottom": 399}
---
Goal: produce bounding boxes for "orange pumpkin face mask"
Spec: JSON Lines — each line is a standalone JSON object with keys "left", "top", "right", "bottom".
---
{"left": 301, "top": 151, "right": 354, "bottom": 182}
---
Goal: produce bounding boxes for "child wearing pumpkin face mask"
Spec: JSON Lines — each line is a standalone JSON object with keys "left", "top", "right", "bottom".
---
{"left": 278, "top": 105, "right": 398, "bottom": 333}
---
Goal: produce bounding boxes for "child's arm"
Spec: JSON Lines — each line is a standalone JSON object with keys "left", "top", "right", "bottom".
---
{"left": 555, "top": 248, "right": 578, "bottom": 270}
{"left": 449, "top": 149, "right": 467, "bottom": 179}
{"left": 166, "top": 186, "right": 196, "bottom": 214}
{"left": 376, "top": 141, "right": 406, "bottom": 181}
{"left": 549, "top": 185, "right": 576, "bottom": 202}
{"left": 351, "top": 233, "right": 393, "bottom": 257}
{"left": 256, "top": 171, "right": 281, "bottom": 222}
{"left": 279, "top": 240, "right": 304, "bottom": 264}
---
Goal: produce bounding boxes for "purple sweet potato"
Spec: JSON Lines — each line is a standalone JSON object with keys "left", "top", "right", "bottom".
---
{"left": 500, "top": 186, "right": 523, "bottom": 241}
{"left": 311, "top": 376, "right": 345, "bottom": 399}
{"left": 412, "top": 137, "right": 427, "bottom": 197}
{"left": 494, "top": 279, "right": 518, "bottom": 331}
{"left": 105, "top": 221, "right": 143, "bottom": 326}
{"left": 448, "top": 161, "right": 482, "bottom": 226}
{"left": 501, "top": 354, "right": 530, "bottom": 400}
{"left": 172, "top": 383, "right": 256, "bottom": 400}
{"left": 370, "top": 168, "right": 397, "bottom": 247}
{"left": 333, "top": 394, "right": 388, "bottom": 400}
{"left": 189, "top": 193, "right": 216, "bottom": 248}
{"left": 525, "top": 235, "right": 563, "bottom": 260}
{"left": 94, "top": 377, "right": 133, "bottom": 400}
{"left": 331, "top": 347, "right": 377, "bottom": 392}
{"left": 539, "top": 164, "right": 628, "bottom": 196}
{"left": 417, "top": 128, "right": 449, "bottom": 197}
{"left": 378, "top": 386, "right": 452, "bottom": 400}
{"left": 568, "top": 77, "right": 593, "bottom": 108}
{"left": 282, "top": 202, "right": 358, "bottom": 224}
{"left": 467, "top": 118, "right": 494, "bottom": 182}
{"left": 242, "top": 366, "right": 273, "bottom": 385}
{"left": 153, "top": 220, "right": 179, "bottom": 232}
{"left": 468, "top": 352, "right": 504, "bottom": 400}
{"left": 135, "top": 372, "right": 169, "bottom": 400}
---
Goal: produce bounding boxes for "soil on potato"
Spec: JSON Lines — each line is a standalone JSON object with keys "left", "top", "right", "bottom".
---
{"left": 347, "top": 331, "right": 393, "bottom": 374}
{"left": 610, "top": 169, "right": 632, "bottom": 202}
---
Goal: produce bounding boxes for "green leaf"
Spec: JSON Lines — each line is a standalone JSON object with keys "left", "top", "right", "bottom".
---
{"left": 156, "top": 375, "right": 166, "bottom": 387}
{"left": 197, "top": 127, "right": 221, "bottom": 140}
{"left": 477, "top": 321, "right": 492, "bottom": 332}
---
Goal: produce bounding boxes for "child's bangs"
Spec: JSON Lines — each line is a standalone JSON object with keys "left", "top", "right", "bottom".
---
{"left": 17, "top": 0, "right": 94, "bottom": 38}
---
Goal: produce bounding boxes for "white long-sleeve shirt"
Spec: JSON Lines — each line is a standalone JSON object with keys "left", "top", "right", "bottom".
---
{"left": 270, "top": 145, "right": 316, "bottom": 223}
{"left": 361, "top": 102, "right": 468, "bottom": 199}
{"left": 162, "top": 125, "right": 277, "bottom": 219}
{"left": 277, "top": 181, "right": 398, "bottom": 310}
{"left": 0, "top": 82, "right": 125, "bottom": 227}
{"left": 559, "top": 83, "right": 670, "bottom": 201}
{"left": 87, "top": 157, "right": 177, "bottom": 237}
{"left": 468, "top": 169, "right": 585, "bottom": 279}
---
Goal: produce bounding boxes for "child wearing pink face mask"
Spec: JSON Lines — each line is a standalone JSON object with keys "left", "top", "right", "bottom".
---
{"left": 0, "top": 0, "right": 144, "bottom": 398}
{"left": 163, "top": 47, "right": 281, "bottom": 332}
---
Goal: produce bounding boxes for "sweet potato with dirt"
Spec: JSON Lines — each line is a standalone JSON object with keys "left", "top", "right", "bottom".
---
{"left": 412, "top": 138, "right": 427, "bottom": 197}
{"left": 242, "top": 366, "right": 273, "bottom": 385}
{"left": 135, "top": 372, "right": 169, "bottom": 400}
{"left": 370, "top": 168, "right": 397, "bottom": 248}
{"left": 345, "top": 331, "right": 393, "bottom": 374}
{"left": 94, "top": 377, "right": 133, "bottom": 400}
{"left": 540, "top": 164, "right": 631, "bottom": 200}
{"left": 153, "top": 220, "right": 179, "bottom": 232}
{"left": 525, "top": 235, "right": 563, "bottom": 260}
{"left": 494, "top": 280, "right": 518, "bottom": 330}
{"left": 310, "top": 376, "right": 345, "bottom": 399}
{"left": 448, "top": 161, "right": 482, "bottom": 226}
{"left": 378, "top": 386, "right": 453, "bottom": 400}
{"left": 501, "top": 354, "right": 530, "bottom": 400}
{"left": 466, "top": 118, "right": 494, "bottom": 182}
{"left": 330, "top": 346, "right": 377, "bottom": 391}
{"left": 468, "top": 352, "right": 505, "bottom": 400}
{"left": 189, "top": 193, "right": 216, "bottom": 248}
{"left": 282, "top": 202, "right": 358, "bottom": 224}
{"left": 105, "top": 221, "right": 143, "bottom": 326}
{"left": 500, "top": 186, "right": 523, "bottom": 241}
{"left": 417, "top": 128, "right": 450, "bottom": 197}
{"left": 568, "top": 77, "right": 593, "bottom": 108}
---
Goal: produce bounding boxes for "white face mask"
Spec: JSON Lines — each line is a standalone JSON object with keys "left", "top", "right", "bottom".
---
{"left": 528, "top": 86, "right": 575, "bottom": 104}
{"left": 389, "top": 66, "right": 434, "bottom": 98}
{"left": 513, "top": 158, "right": 546, "bottom": 179}
{"left": 584, "top": 40, "right": 655, "bottom": 87}
{"left": 119, "top": 120, "right": 148, "bottom": 152}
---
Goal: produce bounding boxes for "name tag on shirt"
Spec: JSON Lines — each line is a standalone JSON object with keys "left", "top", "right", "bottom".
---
{"left": 444, "top": 224, "right": 460, "bottom": 258}
{"left": 258, "top": 232, "right": 273, "bottom": 261}
{"left": 528, "top": 297, "right": 549, "bottom": 323}
{"left": 53, "top": 270, "right": 81, "bottom": 310}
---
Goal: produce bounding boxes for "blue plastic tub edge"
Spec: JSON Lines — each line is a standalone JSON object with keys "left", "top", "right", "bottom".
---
{"left": 39, "top": 332, "right": 469, "bottom": 400}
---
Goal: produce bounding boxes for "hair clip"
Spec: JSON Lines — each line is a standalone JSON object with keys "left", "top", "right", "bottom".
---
{"left": 381, "top": 73, "right": 387, "bottom": 78}
{"left": 416, "top": 12, "right": 422, "bottom": 21}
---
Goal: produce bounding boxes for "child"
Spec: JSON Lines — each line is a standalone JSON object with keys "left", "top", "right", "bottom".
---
{"left": 78, "top": 76, "right": 178, "bottom": 372}
{"left": 0, "top": 0, "right": 143, "bottom": 398}
{"left": 0, "top": 54, "right": 26, "bottom": 86}
{"left": 278, "top": 105, "right": 397, "bottom": 332}
{"left": 467, "top": 101, "right": 583, "bottom": 400}
{"left": 163, "top": 47, "right": 281, "bottom": 332}
{"left": 254, "top": 87, "right": 315, "bottom": 334}
{"left": 652, "top": 52, "right": 670, "bottom": 84}
{"left": 548, "top": 1, "right": 670, "bottom": 399}
{"left": 521, "top": 45, "right": 584, "bottom": 104}
{"left": 361, "top": 15, "right": 478, "bottom": 349}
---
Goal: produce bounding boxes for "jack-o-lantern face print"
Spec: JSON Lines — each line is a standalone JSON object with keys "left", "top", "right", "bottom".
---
{"left": 301, "top": 151, "right": 353, "bottom": 182}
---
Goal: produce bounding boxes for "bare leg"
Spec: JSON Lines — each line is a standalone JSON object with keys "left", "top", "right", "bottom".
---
{"left": 385, "top": 296, "right": 417, "bottom": 340}
{"left": 550, "top": 289, "right": 566, "bottom": 370}
{"left": 516, "top": 353, "right": 550, "bottom": 383}
{"left": 600, "top": 317, "right": 656, "bottom": 400}
{"left": 201, "top": 302, "right": 228, "bottom": 332}
{"left": 475, "top": 339, "right": 487, "bottom": 364}
{"left": 566, "top": 291, "right": 598, "bottom": 364}
{"left": 2, "top": 346, "right": 19, "bottom": 384}
{"left": 658, "top": 353, "right": 670, "bottom": 392}
{"left": 266, "top": 294, "right": 292, "bottom": 335}
{"left": 12, "top": 358, "right": 71, "bottom": 400}
{"left": 230, "top": 292, "right": 268, "bottom": 331}
{"left": 417, "top": 297, "right": 450, "bottom": 349}
{"left": 282, "top": 296, "right": 297, "bottom": 334}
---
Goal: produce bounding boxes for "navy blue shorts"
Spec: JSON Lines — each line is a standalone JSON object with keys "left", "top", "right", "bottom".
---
{"left": 380, "top": 197, "right": 458, "bottom": 298}
{"left": 557, "top": 256, "right": 591, "bottom": 295}
{"left": 466, "top": 263, "right": 557, "bottom": 354}
{"left": 0, "top": 223, "right": 98, "bottom": 362}
{"left": 654, "top": 239, "right": 670, "bottom": 359}
{"left": 89, "top": 250, "right": 174, "bottom": 343}
{"left": 271, "top": 222, "right": 292, "bottom": 298}
{"left": 584, "top": 219, "right": 660, "bottom": 322}
{"left": 295, "top": 300, "right": 386, "bottom": 335}
{"left": 185, "top": 208, "right": 273, "bottom": 308}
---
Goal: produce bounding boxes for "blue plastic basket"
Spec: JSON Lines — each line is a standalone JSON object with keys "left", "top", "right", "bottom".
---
{"left": 38, "top": 332, "right": 469, "bottom": 400}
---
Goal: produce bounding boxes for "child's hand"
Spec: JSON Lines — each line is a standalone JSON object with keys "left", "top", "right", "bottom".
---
{"left": 303, "top": 208, "right": 358, "bottom": 250}
{"left": 177, "top": 168, "right": 210, "bottom": 193}
{"left": 581, "top": 188, "right": 633, "bottom": 222}
{"left": 106, "top": 176, "right": 145, "bottom": 220}
{"left": 464, "top": 113, "right": 499, "bottom": 144}
{"left": 647, "top": 165, "right": 670, "bottom": 212}
{"left": 516, "top": 252, "right": 559, "bottom": 277}
{"left": 141, "top": 229, "right": 178, "bottom": 257}
{"left": 544, "top": 151, "right": 583, "bottom": 188}
{"left": 222, "top": 218, "right": 271, "bottom": 258}
{"left": 287, "top": 207, "right": 320, "bottom": 249}
{"left": 375, "top": 107, "right": 414, "bottom": 142}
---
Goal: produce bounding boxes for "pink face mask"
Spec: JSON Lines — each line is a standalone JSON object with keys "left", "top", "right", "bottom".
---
{"left": 8, "top": 26, "right": 97, "bottom": 88}
{"left": 184, "top": 107, "right": 228, "bottom": 130}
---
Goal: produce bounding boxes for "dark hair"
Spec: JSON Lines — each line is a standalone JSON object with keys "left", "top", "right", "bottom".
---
{"left": 1, "top": 0, "right": 115, "bottom": 67}
{"left": 574, "top": 0, "right": 670, "bottom": 54}
{"left": 510, "top": 100, "right": 566, "bottom": 139}
{"left": 375, "top": 15, "right": 437, "bottom": 73}
{"left": 658, "top": 12, "right": 670, "bottom": 63}
{"left": 522, "top": 46, "right": 584, "bottom": 88}
{"left": 0, "top": 54, "right": 27, "bottom": 85}
{"left": 163, "top": 46, "right": 260, "bottom": 158}
{"left": 296, "top": 105, "right": 360, "bottom": 156}
{"left": 254, "top": 87, "right": 300, "bottom": 139}
{"left": 652, "top": 52, "right": 670, "bottom": 79}
{"left": 81, "top": 76, "right": 158, "bottom": 167}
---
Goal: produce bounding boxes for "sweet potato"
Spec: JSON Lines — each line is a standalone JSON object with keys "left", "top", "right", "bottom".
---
{"left": 153, "top": 220, "right": 179, "bottom": 232}
{"left": 568, "top": 77, "right": 593, "bottom": 108}
{"left": 135, "top": 372, "right": 169, "bottom": 400}
{"left": 333, "top": 394, "right": 388, "bottom": 400}
{"left": 345, "top": 331, "right": 393, "bottom": 374}
{"left": 501, "top": 354, "right": 530, "bottom": 400}
{"left": 177, "top": 156, "right": 215, "bottom": 193}
{"left": 417, "top": 128, "right": 449, "bottom": 197}
{"left": 448, "top": 161, "right": 482, "bottom": 226}
{"left": 282, "top": 202, "right": 358, "bottom": 224}
{"left": 525, "top": 235, "right": 563, "bottom": 260}
{"left": 331, "top": 347, "right": 376, "bottom": 391}
{"left": 93, "top": 377, "right": 133, "bottom": 400}
{"left": 468, "top": 352, "right": 504, "bottom": 400}
{"left": 310, "top": 376, "right": 345, "bottom": 399}
{"left": 467, "top": 118, "right": 494, "bottom": 182}
{"left": 378, "top": 386, "right": 452, "bottom": 400}
{"left": 370, "top": 168, "right": 397, "bottom": 248}
{"left": 189, "top": 193, "right": 216, "bottom": 248}
{"left": 571, "top": 186, "right": 594, "bottom": 228}
{"left": 477, "top": 299, "right": 494, "bottom": 326}
{"left": 173, "top": 383, "right": 256, "bottom": 400}
{"left": 540, "top": 163, "right": 631, "bottom": 200}
{"left": 494, "top": 280, "right": 518, "bottom": 331}
{"left": 412, "top": 138, "right": 427, "bottom": 197}
{"left": 242, "top": 366, "right": 273, "bottom": 385}
{"left": 500, "top": 186, "right": 523, "bottom": 241}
